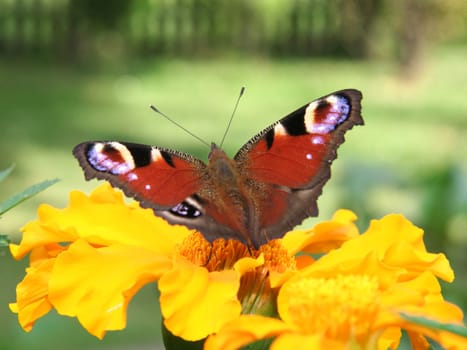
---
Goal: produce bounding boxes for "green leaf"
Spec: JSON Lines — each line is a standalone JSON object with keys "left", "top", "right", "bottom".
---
{"left": 400, "top": 313, "right": 467, "bottom": 337}
{"left": 241, "top": 338, "right": 273, "bottom": 350}
{"left": 0, "top": 164, "right": 15, "bottom": 182}
{"left": 427, "top": 337, "right": 445, "bottom": 350}
{"left": 0, "top": 178, "right": 60, "bottom": 215}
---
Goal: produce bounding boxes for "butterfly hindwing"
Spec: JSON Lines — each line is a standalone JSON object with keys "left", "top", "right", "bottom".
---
{"left": 73, "top": 141, "right": 205, "bottom": 209}
{"left": 235, "top": 89, "right": 363, "bottom": 239}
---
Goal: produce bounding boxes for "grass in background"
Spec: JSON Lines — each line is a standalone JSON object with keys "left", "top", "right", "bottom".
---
{"left": 0, "top": 45, "right": 466, "bottom": 350}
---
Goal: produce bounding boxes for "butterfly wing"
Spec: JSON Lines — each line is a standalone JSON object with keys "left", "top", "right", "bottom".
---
{"left": 73, "top": 140, "right": 206, "bottom": 212}
{"left": 234, "top": 89, "right": 363, "bottom": 242}
{"left": 74, "top": 141, "right": 251, "bottom": 241}
{"left": 74, "top": 89, "right": 363, "bottom": 247}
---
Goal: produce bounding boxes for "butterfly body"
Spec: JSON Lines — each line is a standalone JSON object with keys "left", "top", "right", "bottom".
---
{"left": 193, "top": 144, "right": 259, "bottom": 243}
{"left": 74, "top": 89, "right": 363, "bottom": 248}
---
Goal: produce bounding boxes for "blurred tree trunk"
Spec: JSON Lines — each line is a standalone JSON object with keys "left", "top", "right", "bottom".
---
{"left": 395, "top": 0, "right": 428, "bottom": 78}
{"left": 66, "top": 0, "right": 132, "bottom": 60}
{"left": 0, "top": 0, "right": 464, "bottom": 64}
{"left": 12, "top": 0, "right": 25, "bottom": 55}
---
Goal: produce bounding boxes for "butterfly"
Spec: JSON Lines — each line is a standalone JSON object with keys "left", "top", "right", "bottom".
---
{"left": 73, "top": 89, "right": 363, "bottom": 248}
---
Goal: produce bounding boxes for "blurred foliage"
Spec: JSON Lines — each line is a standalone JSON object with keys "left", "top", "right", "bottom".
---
{"left": 0, "top": 1, "right": 466, "bottom": 349}
{"left": 1, "top": 50, "right": 466, "bottom": 349}
{"left": 0, "top": 0, "right": 465, "bottom": 70}
{"left": 69, "top": 0, "right": 131, "bottom": 30}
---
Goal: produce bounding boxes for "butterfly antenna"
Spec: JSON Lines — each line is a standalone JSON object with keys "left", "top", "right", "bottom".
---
{"left": 149, "top": 105, "right": 210, "bottom": 148}
{"left": 219, "top": 86, "right": 245, "bottom": 148}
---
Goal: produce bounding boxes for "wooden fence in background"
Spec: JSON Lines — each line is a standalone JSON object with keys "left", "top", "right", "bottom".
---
{"left": 0, "top": 0, "right": 457, "bottom": 65}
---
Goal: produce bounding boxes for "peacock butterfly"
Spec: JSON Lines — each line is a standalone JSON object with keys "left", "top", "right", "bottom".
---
{"left": 73, "top": 89, "right": 363, "bottom": 248}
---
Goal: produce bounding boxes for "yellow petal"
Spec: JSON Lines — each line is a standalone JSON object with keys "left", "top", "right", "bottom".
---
{"left": 11, "top": 258, "right": 54, "bottom": 332}
{"left": 234, "top": 254, "right": 265, "bottom": 275}
{"left": 383, "top": 240, "right": 453, "bottom": 282}
{"left": 10, "top": 219, "right": 78, "bottom": 260}
{"left": 11, "top": 184, "right": 192, "bottom": 260}
{"left": 377, "top": 327, "right": 402, "bottom": 350}
{"left": 269, "top": 269, "right": 296, "bottom": 289}
{"left": 367, "top": 214, "right": 426, "bottom": 250}
{"left": 295, "top": 255, "right": 315, "bottom": 269}
{"left": 385, "top": 272, "right": 464, "bottom": 324}
{"left": 435, "top": 329, "right": 467, "bottom": 350}
{"left": 332, "top": 209, "right": 358, "bottom": 222}
{"left": 377, "top": 272, "right": 465, "bottom": 348}
{"left": 159, "top": 257, "right": 242, "bottom": 341}
{"left": 280, "top": 230, "right": 312, "bottom": 255}
{"left": 64, "top": 184, "right": 192, "bottom": 253}
{"left": 297, "top": 213, "right": 454, "bottom": 286}
{"left": 282, "top": 209, "right": 359, "bottom": 255}
{"left": 271, "top": 333, "right": 343, "bottom": 350}
{"left": 48, "top": 238, "right": 172, "bottom": 339}
{"left": 406, "top": 330, "right": 431, "bottom": 350}
{"left": 205, "top": 315, "right": 292, "bottom": 350}
{"left": 333, "top": 214, "right": 421, "bottom": 260}
{"left": 296, "top": 248, "right": 400, "bottom": 290}
{"left": 354, "top": 213, "right": 443, "bottom": 272}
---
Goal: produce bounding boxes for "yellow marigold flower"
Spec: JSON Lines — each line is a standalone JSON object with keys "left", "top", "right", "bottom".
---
{"left": 205, "top": 214, "right": 467, "bottom": 350}
{"left": 9, "top": 183, "right": 358, "bottom": 342}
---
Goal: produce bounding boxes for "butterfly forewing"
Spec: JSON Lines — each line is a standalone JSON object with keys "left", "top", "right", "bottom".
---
{"left": 73, "top": 141, "right": 205, "bottom": 209}
{"left": 234, "top": 89, "right": 363, "bottom": 240}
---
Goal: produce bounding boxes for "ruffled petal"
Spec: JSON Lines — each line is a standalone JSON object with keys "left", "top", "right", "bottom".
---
{"left": 10, "top": 218, "right": 77, "bottom": 260}
{"left": 269, "top": 269, "right": 296, "bottom": 289}
{"left": 384, "top": 240, "right": 453, "bottom": 282}
{"left": 406, "top": 330, "right": 430, "bottom": 350}
{"left": 48, "top": 238, "right": 172, "bottom": 339}
{"left": 297, "top": 214, "right": 454, "bottom": 285}
{"left": 205, "top": 213, "right": 465, "bottom": 350}
{"left": 62, "top": 184, "right": 192, "bottom": 253}
{"left": 271, "top": 333, "right": 343, "bottom": 350}
{"left": 377, "top": 327, "right": 402, "bottom": 350}
{"left": 234, "top": 254, "right": 265, "bottom": 275}
{"left": 11, "top": 184, "right": 192, "bottom": 260}
{"left": 10, "top": 258, "right": 54, "bottom": 332}
{"left": 295, "top": 248, "right": 400, "bottom": 291}
{"left": 282, "top": 209, "right": 359, "bottom": 255}
{"left": 332, "top": 214, "right": 419, "bottom": 260}
{"left": 434, "top": 329, "right": 467, "bottom": 350}
{"left": 159, "top": 257, "right": 242, "bottom": 341}
{"left": 386, "top": 271, "right": 465, "bottom": 349}
{"left": 204, "top": 315, "right": 292, "bottom": 350}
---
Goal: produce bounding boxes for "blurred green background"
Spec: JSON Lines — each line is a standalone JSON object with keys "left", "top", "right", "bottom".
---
{"left": 1, "top": 0, "right": 466, "bottom": 349}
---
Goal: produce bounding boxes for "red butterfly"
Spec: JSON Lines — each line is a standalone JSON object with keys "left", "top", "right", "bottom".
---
{"left": 73, "top": 89, "right": 363, "bottom": 248}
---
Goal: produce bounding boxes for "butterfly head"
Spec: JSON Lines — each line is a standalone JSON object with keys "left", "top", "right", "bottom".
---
{"left": 208, "top": 142, "right": 227, "bottom": 161}
{"left": 208, "top": 143, "right": 238, "bottom": 183}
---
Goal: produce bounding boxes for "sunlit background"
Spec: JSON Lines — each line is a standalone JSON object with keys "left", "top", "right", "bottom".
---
{"left": 1, "top": 1, "right": 466, "bottom": 349}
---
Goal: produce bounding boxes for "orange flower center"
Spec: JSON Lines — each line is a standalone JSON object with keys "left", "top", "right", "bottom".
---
{"left": 177, "top": 232, "right": 295, "bottom": 273}
{"left": 177, "top": 232, "right": 297, "bottom": 317}
{"left": 177, "top": 232, "right": 250, "bottom": 270}
{"left": 259, "top": 239, "right": 296, "bottom": 273}
{"left": 282, "top": 274, "right": 380, "bottom": 342}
